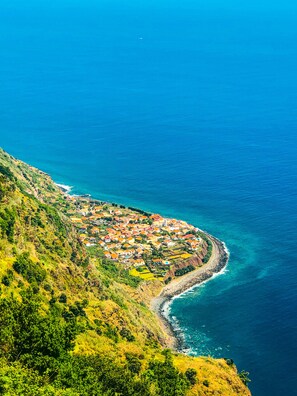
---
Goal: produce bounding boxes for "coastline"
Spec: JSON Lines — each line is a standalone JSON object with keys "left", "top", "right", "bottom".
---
{"left": 151, "top": 234, "right": 229, "bottom": 350}
{"left": 55, "top": 183, "right": 230, "bottom": 352}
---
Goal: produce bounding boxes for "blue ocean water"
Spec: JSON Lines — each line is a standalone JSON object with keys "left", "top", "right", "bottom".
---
{"left": 1, "top": 1, "right": 297, "bottom": 394}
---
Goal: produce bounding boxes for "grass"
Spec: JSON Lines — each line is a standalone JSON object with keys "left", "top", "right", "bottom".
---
{"left": 174, "top": 355, "right": 251, "bottom": 396}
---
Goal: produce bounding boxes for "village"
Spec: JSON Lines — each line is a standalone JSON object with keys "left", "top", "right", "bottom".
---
{"left": 64, "top": 196, "right": 204, "bottom": 280}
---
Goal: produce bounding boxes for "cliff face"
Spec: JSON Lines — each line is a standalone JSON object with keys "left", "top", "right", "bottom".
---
{"left": 0, "top": 148, "right": 251, "bottom": 396}
{"left": 164, "top": 249, "right": 206, "bottom": 283}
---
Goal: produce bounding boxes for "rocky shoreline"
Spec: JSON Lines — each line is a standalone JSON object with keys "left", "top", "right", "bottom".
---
{"left": 151, "top": 234, "right": 229, "bottom": 350}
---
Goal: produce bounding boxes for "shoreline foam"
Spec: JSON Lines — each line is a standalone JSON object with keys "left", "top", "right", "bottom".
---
{"left": 56, "top": 183, "right": 73, "bottom": 193}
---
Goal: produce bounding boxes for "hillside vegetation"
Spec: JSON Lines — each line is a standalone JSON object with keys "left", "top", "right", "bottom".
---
{"left": 0, "top": 148, "right": 251, "bottom": 395}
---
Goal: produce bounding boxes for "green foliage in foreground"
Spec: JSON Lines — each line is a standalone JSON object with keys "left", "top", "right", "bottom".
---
{"left": 0, "top": 289, "right": 77, "bottom": 373}
{"left": 0, "top": 289, "right": 192, "bottom": 396}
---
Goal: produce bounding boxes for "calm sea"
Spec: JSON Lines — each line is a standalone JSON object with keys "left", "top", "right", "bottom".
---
{"left": 1, "top": 1, "right": 297, "bottom": 394}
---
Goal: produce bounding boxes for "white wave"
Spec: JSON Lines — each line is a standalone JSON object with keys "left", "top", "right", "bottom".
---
{"left": 222, "top": 240, "right": 230, "bottom": 256}
{"left": 56, "top": 183, "right": 73, "bottom": 193}
{"left": 164, "top": 243, "right": 230, "bottom": 350}
{"left": 170, "top": 263, "right": 229, "bottom": 303}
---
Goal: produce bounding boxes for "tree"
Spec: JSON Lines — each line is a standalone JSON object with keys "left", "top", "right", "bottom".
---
{"left": 126, "top": 353, "right": 142, "bottom": 374}
{"left": 185, "top": 368, "right": 197, "bottom": 385}
{"left": 59, "top": 293, "right": 67, "bottom": 304}
{"left": 0, "top": 289, "right": 78, "bottom": 374}
{"left": 146, "top": 350, "right": 189, "bottom": 396}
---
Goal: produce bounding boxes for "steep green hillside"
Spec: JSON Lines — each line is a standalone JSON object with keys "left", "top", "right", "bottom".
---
{"left": 0, "top": 149, "right": 251, "bottom": 395}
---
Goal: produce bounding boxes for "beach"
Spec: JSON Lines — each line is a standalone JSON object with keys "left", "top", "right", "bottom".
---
{"left": 151, "top": 235, "right": 229, "bottom": 350}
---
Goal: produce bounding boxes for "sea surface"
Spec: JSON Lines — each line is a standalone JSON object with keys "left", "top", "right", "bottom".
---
{"left": 1, "top": 1, "right": 297, "bottom": 394}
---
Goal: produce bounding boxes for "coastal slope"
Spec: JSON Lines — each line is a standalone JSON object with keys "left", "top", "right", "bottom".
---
{"left": 0, "top": 148, "right": 251, "bottom": 396}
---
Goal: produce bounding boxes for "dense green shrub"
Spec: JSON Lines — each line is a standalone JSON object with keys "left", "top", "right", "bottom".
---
{"left": 13, "top": 252, "right": 46, "bottom": 284}
{"left": 68, "top": 301, "right": 86, "bottom": 317}
{"left": 43, "top": 283, "right": 52, "bottom": 292}
{"left": 0, "top": 164, "right": 15, "bottom": 181}
{"left": 104, "top": 323, "right": 119, "bottom": 343}
{"left": 202, "top": 239, "right": 213, "bottom": 263}
{"left": 120, "top": 327, "right": 135, "bottom": 342}
{"left": 0, "top": 208, "right": 16, "bottom": 242}
{"left": 2, "top": 275, "right": 11, "bottom": 287}
{"left": 175, "top": 265, "right": 195, "bottom": 277}
{"left": 185, "top": 368, "right": 197, "bottom": 385}
{"left": 0, "top": 289, "right": 78, "bottom": 373}
{"left": 41, "top": 204, "right": 67, "bottom": 237}
{"left": 59, "top": 293, "right": 67, "bottom": 303}
{"left": 1, "top": 270, "right": 14, "bottom": 287}
{"left": 239, "top": 370, "right": 251, "bottom": 386}
{"left": 126, "top": 353, "right": 142, "bottom": 374}
{"left": 147, "top": 350, "right": 189, "bottom": 396}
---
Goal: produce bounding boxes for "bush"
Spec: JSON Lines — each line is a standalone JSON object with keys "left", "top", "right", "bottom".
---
{"left": 185, "top": 368, "right": 197, "bottom": 385}
{"left": 2, "top": 275, "right": 11, "bottom": 287}
{"left": 202, "top": 239, "right": 213, "bottom": 263}
{"left": 13, "top": 252, "right": 46, "bottom": 284}
{"left": 1, "top": 270, "right": 14, "bottom": 287}
{"left": 68, "top": 301, "right": 86, "bottom": 317}
{"left": 0, "top": 164, "right": 15, "bottom": 180}
{"left": 224, "top": 358, "right": 234, "bottom": 366}
{"left": 59, "top": 293, "right": 67, "bottom": 304}
{"left": 41, "top": 204, "right": 67, "bottom": 238}
{"left": 104, "top": 323, "right": 118, "bottom": 343}
{"left": 43, "top": 283, "right": 51, "bottom": 292}
{"left": 239, "top": 370, "right": 251, "bottom": 386}
{"left": 175, "top": 265, "right": 195, "bottom": 277}
{"left": 147, "top": 350, "right": 189, "bottom": 396}
{"left": 126, "top": 353, "right": 141, "bottom": 374}
{"left": 0, "top": 208, "right": 16, "bottom": 242}
{"left": 120, "top": 328, "right": 135, "bottom": 342}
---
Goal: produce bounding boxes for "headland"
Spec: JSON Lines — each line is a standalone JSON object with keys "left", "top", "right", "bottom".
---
{"left": 54, "top": 185, "right": 229, "bottom": 351}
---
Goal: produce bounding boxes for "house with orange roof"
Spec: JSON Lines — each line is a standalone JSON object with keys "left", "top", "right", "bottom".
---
{"left": 134, "top": 259, "right": 145, "bottom": 267}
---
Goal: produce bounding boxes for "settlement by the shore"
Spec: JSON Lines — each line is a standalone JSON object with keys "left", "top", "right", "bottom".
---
{"left": 55, "top": 187, "right": 229, "bottom": 348}
{"left": 57, "top": 193, "right": 214, "bottom": 284}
